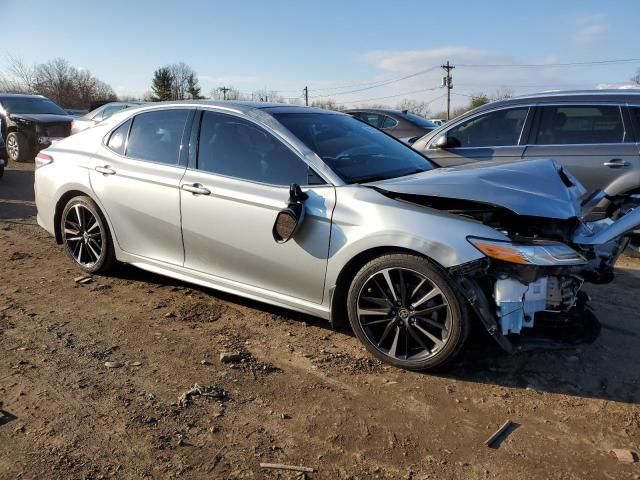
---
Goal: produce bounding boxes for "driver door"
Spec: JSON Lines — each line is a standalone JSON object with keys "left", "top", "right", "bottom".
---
{"left": 179, "top": 110, "right": 335, "bottom": 303}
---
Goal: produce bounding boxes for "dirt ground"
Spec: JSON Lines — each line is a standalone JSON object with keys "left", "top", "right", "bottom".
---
{"left": 1, "top": 162, "right": 640, "bottom": 480}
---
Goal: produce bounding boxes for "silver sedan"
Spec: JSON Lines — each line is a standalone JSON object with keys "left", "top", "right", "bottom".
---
{"left": 34, "top": 101, "right": 640, "bottom": 370}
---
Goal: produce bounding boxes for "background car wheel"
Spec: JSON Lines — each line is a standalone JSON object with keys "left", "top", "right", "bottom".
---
{"left": 612, "top": 202, "right": 640, "bottom": 259}
{"left": 60, "top": 196, "right": 115, "bottom": 274}
{"left": 347, "top": 253, "right": 469, "bottom": 371}
{"left": 6, "top": 132, "right": 33, "bottom": 163}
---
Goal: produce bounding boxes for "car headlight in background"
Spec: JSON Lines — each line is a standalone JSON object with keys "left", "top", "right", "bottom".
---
{"left": 467, "top": 237, "right": 586, "bottom": 266}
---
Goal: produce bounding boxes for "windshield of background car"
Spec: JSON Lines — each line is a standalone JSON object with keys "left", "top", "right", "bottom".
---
{"left": 403, "top": 112, "right": 437, "bottom": 128}
{"left": 0, "top": 97, "right": 68, "bottom": 115}
{"left": 273, "top": 112, "right": 435, "bottom": 183}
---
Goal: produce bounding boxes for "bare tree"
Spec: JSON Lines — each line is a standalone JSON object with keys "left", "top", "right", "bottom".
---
{"left": 251, "top": 89, "right": 284, "bottom": 103}
{"left": 490, "top": 87, "right": 514, "bottom": 101}
{"left": 395, "top": 99, "right": 430, "bottom": 117}
{"left": 1, "top": 56, "right": 116, "bottom": 108}
{"left": 632, "top": 68, "right": 640, "bottom": 85}
{"left": 310, "top": 99, "right": 344, "bottom": 111}
{"left": 167, "top": 62, "right": 194, "bottom": 100}
{"left": 210, "top": 86, "right": 244, "bottom": 100}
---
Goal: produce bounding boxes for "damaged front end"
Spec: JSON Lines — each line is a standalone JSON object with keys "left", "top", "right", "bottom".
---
{"left": 371, "top": 159, "right": 640, "bottom": 351}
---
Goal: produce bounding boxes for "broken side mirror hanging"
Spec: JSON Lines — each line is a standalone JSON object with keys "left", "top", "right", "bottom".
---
{"left": 272, "top": 184, "right": 308, "bottom": 244}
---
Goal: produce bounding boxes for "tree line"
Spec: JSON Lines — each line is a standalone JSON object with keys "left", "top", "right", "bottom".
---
{"left": 0, "top": 56, "right": 116, "bottom": 109}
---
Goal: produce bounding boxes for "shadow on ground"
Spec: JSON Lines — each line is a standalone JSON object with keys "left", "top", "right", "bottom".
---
{"left": 0, "top": 167, "right": 36, "bottom": 219}
{"left": 110, "top": 260, "right": 640, "bottom": 405}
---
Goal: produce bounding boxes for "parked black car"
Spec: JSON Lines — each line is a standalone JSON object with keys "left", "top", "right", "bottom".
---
{"left": 0, "top": 94, "right": 73, "bottom": 163}
{"left": 412, "top": 89, "right": 640, "bottom": 256}
{"left": 346, "top": 108, "right": 438, "bottom": 143}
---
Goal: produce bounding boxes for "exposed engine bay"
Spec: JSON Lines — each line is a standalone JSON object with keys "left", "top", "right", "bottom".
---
{"left": 370, "top": 159, "right": 640, "bottom": 351}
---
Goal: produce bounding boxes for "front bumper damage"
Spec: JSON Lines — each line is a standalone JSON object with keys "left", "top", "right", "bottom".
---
{"left": 451, "top": 206, "right": 640, "bottom": 352}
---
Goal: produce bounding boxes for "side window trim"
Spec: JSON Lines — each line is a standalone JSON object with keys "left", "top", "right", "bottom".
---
{"left": 193, "top": 109, "right": 327, "bottom": 187}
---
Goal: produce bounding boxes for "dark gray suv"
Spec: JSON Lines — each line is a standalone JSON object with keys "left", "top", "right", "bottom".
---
{"left": 412, "top": 90, "right": 640, "bottom": 255}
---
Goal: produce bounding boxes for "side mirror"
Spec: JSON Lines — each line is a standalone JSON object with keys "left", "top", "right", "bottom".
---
{"left": 433, "top": 135, "right": 449, "bottom": 149}
{"left": 273, "top": 184, "right": 308, "bottom": 244}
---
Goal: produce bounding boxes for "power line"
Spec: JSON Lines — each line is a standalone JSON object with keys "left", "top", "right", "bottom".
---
{"left": 311, "top": 66, "right": 441, "bottom": 98}
{"left": 340, "top": 88, "right": 444, "bottom": 105}
{"left": 457, "top": 57, "right": 640, "bottom": 68}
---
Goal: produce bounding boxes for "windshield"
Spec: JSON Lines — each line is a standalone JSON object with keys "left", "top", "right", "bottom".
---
{"left": 403, "top": 112, "right": 437, "bottom": 129}
{"left": 1, "top": 97, "right": 68, "bottom": 115}
{"left": 274, "top": 112, "right": 435, "bottom": 184}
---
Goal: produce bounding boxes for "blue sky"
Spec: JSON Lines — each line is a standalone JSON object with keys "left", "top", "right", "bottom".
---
{"left": 1, "top": 0, "right": 639, "bottom": 111}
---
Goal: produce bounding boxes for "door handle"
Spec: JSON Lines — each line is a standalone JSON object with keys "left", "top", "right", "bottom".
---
{"left": 181, "top": 183, "right": 211, "bottom": 195}
{"left": 94, "top": 165, "right": 116, "bottom": 175}
{"left": 603, "top": 159, "right": 631, "bottom": 168}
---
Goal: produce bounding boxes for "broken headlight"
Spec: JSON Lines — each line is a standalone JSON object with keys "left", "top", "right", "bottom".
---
{"left": 467, "top": 237, "right": 586, "bottom": 266}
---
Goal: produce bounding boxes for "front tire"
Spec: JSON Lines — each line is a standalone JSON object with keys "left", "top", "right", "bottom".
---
{"left": 6, "top": 132, "right": 33, "bottom": 163}
{"left": 347, "top": 253, "right": 469, "bottom": 371}
{"left": 60, "top": 196, "right": 115, "bottom": 274}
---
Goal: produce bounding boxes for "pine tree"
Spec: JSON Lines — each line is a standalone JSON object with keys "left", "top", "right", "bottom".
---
{"left": 186, "top": 73, "right": 201, "bottom": 99}
{"left": 150, "top": 67, "right": 174, "bottom": 101}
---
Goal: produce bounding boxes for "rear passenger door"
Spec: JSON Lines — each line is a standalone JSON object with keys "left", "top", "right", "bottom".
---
{"left": 522, "top": 104, "right": 640, "bottom": 195}
{"left": 90, "top": 108, "right": 193, "bottom": 265}
{"left": 423, "top": 106, "right": 531, "bottom": 167}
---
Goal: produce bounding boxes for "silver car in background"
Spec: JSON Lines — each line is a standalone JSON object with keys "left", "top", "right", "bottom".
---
{"left": 71, "top": 101, "right": 146, "bottom": 134}
{"left": 34, "top": 101, "right": 640, "bottom": 370}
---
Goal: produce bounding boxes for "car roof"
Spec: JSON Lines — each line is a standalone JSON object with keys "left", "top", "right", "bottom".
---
{"left": 125, "top": 100, "right": 342, "bottom": 116}
{"left": 474, "top": 89, "right": 640, "bottom": 111}
{"left": 0, "top": 93, "right": 47, "bottom": 100}
{"left": 344, "top": 108, "right": 408, "bottom": 116}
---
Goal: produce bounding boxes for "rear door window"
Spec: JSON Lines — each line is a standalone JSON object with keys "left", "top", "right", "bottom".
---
{"left": 444, "top": 107, "right": 529, "bottom": 147}
{"left": 125, "top": 109, "right": 189, "bottom": 165}
{"left": 534, "top": 105, "right": 625, "bottom": 145}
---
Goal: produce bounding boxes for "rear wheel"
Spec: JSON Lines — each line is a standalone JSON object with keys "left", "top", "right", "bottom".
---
{"left": 6, "top": 132, "right": 33, "bottom": 163}
{"left": 347, "top": 254, "right": 469, "bottom": 370}
{"left": 60, "top": 196, "right": 115, "bottom": 274}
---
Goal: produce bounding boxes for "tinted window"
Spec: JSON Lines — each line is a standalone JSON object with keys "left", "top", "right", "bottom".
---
{"left": 631, "top": 107, "right": 640, "bottom": 137}
{"left": 381, "top": 115, "right": 398, "bottom": 129}
{"left": 445, "top": 107, "right": 529, "bottom": 148}
{"left": 197, "top": 111, "right": 309, "bottom": 185}
{"left": 403, "top": 112, "right": 437, "bottom": 128}
{"left": 106, "top": 119, "right": 131, "bottom": 155}
{"left": 274, "top": 112, "right": 434, "bottom": 184}
{"left": 126, "top": 109, "right": 189, "bottom": 164}
{"left": 0, "top": 97, "right": 67, "bottom": 115}
{"left": 102, "top": 105, "right": 127, "bottom": 121}
{"left": 359, "top": 113, "right": 383, "bottom": 128}
{"left": 535, "top": 105, "right": 624, "bottom": 145}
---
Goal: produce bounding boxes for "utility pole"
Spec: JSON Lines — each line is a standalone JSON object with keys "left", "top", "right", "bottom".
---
{"left": 303, "top": 86, "right": 309, "bottom": 106}
{"left": 219, "top": 86, "right": 230, "bottom": 100}
{"left": 441, "top": 61, "right": 454, "bottom": 120}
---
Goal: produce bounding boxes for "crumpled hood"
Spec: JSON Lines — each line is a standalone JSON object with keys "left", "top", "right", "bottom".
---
{"left": 10, "top": 113, "right": 73, "bottom": 124}
{"left": 369, "top": 158, "right": 587, "bottom": 219}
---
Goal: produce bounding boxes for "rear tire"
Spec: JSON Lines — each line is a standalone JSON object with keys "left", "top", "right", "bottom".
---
{"left": 60, "top": 196, "right": 115, "bottom": 274}
{"left": 6, "top": 132, "right": 33, "bottom": 163}
{"left": 347, "top": 253, "right": 469, "bottom": 371}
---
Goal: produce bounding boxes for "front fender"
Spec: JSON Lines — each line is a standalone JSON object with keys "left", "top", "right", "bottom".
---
{"left": 323, "top": 186, "right": 508, "bottom": 301}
